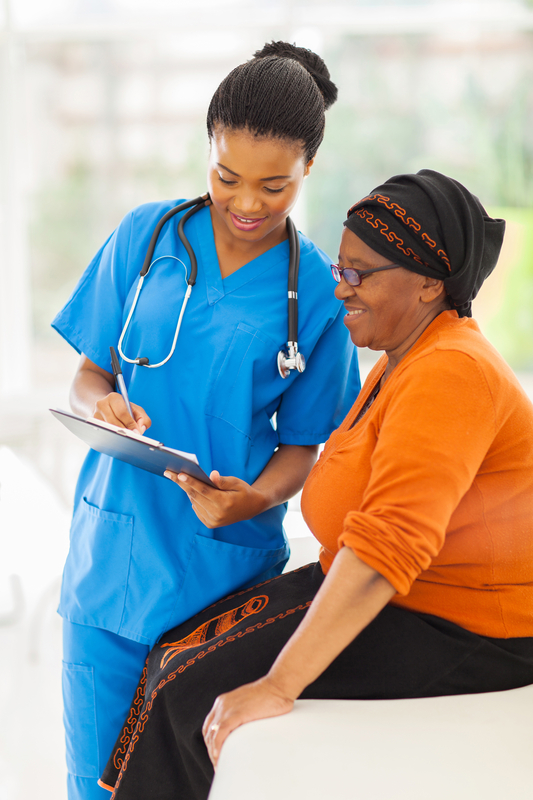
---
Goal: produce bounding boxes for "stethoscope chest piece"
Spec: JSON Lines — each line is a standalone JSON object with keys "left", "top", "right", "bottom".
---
{"left": 277, "top": 345, "right": 306, "bottom": 379}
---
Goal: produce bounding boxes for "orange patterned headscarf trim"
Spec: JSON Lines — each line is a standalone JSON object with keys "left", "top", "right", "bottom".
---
{"left": 347, "top": 195, "right": 452, "bottom": 273}
{"left": 344, "top": 170, "right": 505, "bottom": 317}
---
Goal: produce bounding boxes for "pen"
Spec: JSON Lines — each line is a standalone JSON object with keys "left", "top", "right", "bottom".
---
{"left": 110, "top": 346, "right": 134, "bottom": 421}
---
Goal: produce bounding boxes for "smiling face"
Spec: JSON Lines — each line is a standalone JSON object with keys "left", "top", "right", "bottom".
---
{"left": 334, "top": 227, "right": 447, "bottom": 369}
{"left": 207, "top": 127, "right": 312, "bottom": 252}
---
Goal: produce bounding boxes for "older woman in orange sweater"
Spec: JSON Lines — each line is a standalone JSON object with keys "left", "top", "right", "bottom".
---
{"left": 100, "top": 170, "right": 533, "bottom": 800}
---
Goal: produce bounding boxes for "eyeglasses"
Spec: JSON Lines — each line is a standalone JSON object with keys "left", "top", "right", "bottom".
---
{"left": 331, "top": 263, "right": 402, "bottom": 287}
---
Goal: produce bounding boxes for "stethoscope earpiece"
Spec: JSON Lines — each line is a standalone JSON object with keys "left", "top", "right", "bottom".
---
{"left": 117, "top": 194, "right": 305, "bottom": 377}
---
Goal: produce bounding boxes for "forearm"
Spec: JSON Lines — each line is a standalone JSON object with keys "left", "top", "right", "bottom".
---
{"left": 69, "top": 354, "right": 149, "bottom": 431}
{"left": 70, "top": 356, "right": 115, "bottom": 418}
{"left": 267, "top": 547, "right": 396, "bottom": 699}
{"left": 202, "top": 546, "right": 397, "bottom": 764}
{"left": 251, "top": 443, "right": 318, "bottom": 512}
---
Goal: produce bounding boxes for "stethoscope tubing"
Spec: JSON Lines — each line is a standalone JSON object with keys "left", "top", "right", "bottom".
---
{"left": 140, "top": 195, "right": 208, "bottom": 278}
{"left": 118, "top": 193, "right": 303, "bottom": 374}
{"left": 118, "top": 195, "right": 208, "bottom": 368}
{"left": 286, "top": 216, "right": 300, "bottom": 345}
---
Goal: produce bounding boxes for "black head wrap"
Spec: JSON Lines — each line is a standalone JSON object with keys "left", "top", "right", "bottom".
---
{"left": 343, "top": 169, "right": 506, "bottom": 317}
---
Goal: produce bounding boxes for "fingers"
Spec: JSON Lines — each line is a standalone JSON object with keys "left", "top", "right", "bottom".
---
{"left": 164, "top": 472, "right": 214, "bottom": 504}
{"left": 168, "top": 471, "right": 237, "bottom": 494}
{"left": 131, "top": 403, "right": 151, "bottom": 432}
{"left": 201, "top": 681, "right": 295, "bottom": 767}
{"left": 202, "top": 705, "right": 218, "bottom": 765}
{"left": 164, "top": 470, "right": 179, "bottom": 483}
{"left": 208, "top": 470, "right": 233, "bottom": 490}
{"left": 164, "top": 471, "right": 213, "bottom": 524}
{"left": 93, "top": 393, "right": 134, "bottom": 428}
{"left": 93, "top": 394, "right": 151, "bottom": 433}
{"left": 201, "top": 697, "right": 234, "bottom": 768}
{"left": 164, "top": 469, "right": 263, "bottom": 528}
{"left": 164, "top": 472, "right": 240, "bottom": 524}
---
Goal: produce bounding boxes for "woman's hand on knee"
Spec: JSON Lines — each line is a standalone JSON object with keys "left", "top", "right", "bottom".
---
{"left": 202, "top": 677, "right": 294, "bottom": 767}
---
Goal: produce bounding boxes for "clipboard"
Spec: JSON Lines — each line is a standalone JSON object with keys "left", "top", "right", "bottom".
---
{"left": 50, "top": 408, "right": 215, "bottom": 486}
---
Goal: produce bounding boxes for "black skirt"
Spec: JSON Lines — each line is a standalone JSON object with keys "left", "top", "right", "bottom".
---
{"left": 101, "top": 563, "right": 533, "bottom": 800}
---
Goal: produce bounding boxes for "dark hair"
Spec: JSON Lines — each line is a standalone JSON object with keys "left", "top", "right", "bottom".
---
{"left": 206, "top": 41, "right": 338, "bottom": 163}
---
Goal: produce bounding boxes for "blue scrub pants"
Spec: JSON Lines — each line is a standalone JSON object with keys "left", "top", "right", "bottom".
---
{"left": 62, "top": 621, "right": 149, "bottom": 800}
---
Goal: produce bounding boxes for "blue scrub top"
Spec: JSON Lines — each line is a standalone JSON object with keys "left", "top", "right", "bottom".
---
{"left": 53, "top": 200, "right": 361, "bottom": 645}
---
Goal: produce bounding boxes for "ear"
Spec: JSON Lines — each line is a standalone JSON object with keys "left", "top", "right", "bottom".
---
{"left": 420, "top": 276, "right": 446, "bottom": 304}
{"left": 304, "top": 157, "right": 315, "bottom": 178}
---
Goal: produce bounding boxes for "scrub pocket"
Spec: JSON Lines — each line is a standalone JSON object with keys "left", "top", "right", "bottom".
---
{"left": 205, "top": 322, "right": 280, "bottom": 438}
{"left": 167, "top": 531, "right": 289, "bottom": 631}
{"left": 62, "top": 662, "right": 99, "bottom": 778}
{"left": 59, "top": 497, "right": 134, "bottom": 632}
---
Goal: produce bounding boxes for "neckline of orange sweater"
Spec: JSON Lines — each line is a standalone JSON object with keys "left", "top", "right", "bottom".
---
{"left": 344, "top": 309, "right": 463, "bottom": 432}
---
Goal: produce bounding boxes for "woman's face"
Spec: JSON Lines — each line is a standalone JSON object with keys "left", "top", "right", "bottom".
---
{"left": 207, "top": 127, "right": 312, "bottom": 248}
{"left": 334, "top": 227, "right": 439, "bottom": 357}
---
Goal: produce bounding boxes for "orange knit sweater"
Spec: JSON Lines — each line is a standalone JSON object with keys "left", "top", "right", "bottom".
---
{"left": 301, "top": 311, "right": 533, "bottom": 638}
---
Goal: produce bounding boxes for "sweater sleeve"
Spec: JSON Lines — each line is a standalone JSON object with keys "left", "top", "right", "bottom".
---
{"left": 338, "top": 349, "right": 497, "bottom": 595}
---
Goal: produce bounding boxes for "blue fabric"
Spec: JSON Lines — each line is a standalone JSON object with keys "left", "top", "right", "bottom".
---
{"left": 62, "top": 620, "right": 149, "bottom": 799}
{"left": 53, "top": 201, "right": 361, "bottom": 645}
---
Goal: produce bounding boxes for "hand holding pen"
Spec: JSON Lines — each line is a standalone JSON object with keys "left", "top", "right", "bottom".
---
{"left": 109, "top": 346, "right": 148, "bottom": 434}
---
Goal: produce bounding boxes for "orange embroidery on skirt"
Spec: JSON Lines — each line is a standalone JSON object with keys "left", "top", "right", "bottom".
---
{"left": 112, "top": 663, "right": 148, "bottom": 770}
{"left": 110, "top": 599, "right": 312, "bottom": 800}
{"left": 159, "top": 595, "right": 269, "bottom": 669}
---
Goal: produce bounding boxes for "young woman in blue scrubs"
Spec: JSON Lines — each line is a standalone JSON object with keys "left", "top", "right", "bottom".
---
{"left": 53, "top": 42, "right": 360, "bottom": 800}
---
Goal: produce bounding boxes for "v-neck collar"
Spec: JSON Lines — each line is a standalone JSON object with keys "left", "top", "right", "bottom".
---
{"left": 192, "top": 206, "right": 291, "bottom": 306}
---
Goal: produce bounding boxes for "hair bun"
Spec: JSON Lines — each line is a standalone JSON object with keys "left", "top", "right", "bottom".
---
{"left": 253, "top": 41, "right": 338, "bottom": 110}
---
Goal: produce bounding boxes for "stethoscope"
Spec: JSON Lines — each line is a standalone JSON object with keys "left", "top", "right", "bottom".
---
{"left": 117, "top": 192, "right": 305, "bottom": 379}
